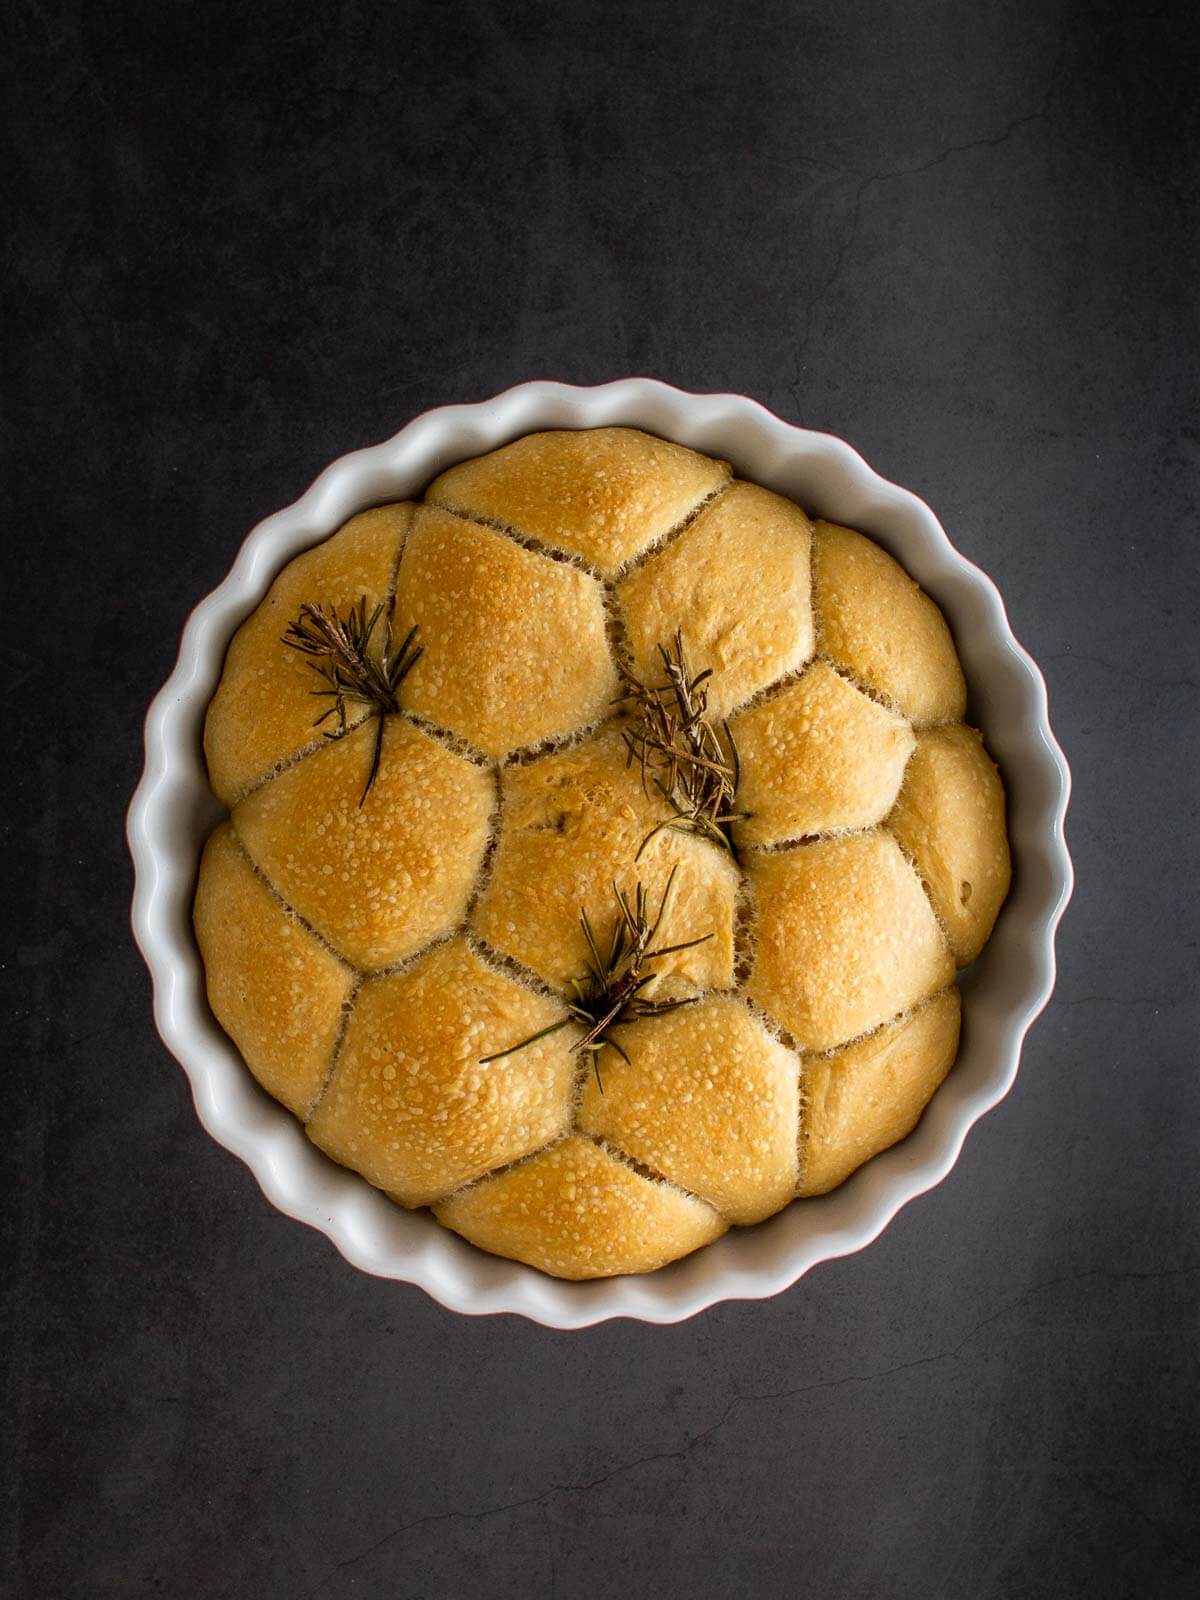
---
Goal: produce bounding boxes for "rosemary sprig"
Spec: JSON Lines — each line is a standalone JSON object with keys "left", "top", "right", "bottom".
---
{"left": 282, "top": 597, "right": 422, "bottom": 805}
{"left": 617, "top": 631, "right": 745, "bottom": 858}
{"left": 479, "top": 867, "right": 710, "bottom": 1091}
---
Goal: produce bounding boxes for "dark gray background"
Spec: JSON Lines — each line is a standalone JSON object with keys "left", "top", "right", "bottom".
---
{"left": 4, "top": 1, "right": 1198, "bottom": 1596}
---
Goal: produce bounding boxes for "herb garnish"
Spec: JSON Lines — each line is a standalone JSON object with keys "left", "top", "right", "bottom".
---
{"left": 479, "top": 867, "right": 710, "bottom": 1091}
{"left": 618, "top": 631, "right": 744, "bottom": 858}
{"left": 282, "top": 598, "right": 422, "bottom": 805}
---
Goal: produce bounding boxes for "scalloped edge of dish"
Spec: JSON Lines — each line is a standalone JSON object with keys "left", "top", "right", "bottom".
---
{"left": 127, "top": 379, "right": 1072, "bottom": 1327}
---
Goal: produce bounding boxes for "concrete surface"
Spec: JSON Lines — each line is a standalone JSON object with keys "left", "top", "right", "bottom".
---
{"left": 4, "top": 1, "right": 1198, "bottom": 1596}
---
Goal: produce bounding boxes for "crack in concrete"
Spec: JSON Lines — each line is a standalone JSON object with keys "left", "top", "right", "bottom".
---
{"left": 1045, "top": 651, "right": 1199, "bottom": 694}
{"left": 1062, "top": 994, "right": 1176, "bottom": 1011}
{"left": 299, "top": 1265, "right": 1197, "bottom": 1594}
{"left": 795, "top": 42, "right": 1066, "bottom": 373}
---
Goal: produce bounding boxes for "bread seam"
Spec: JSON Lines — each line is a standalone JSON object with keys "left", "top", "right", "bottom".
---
{"left": 231, "top": 703, "right": 492, "bottom": 832}
{"left": 461, "top": 765, "right": 504, "bottom": 921}
{"left": 726, "top": 658, "right": 815, "bottom": 721}
{"left": 601, "top": 571, "right": 634, "bottom": 677}
{"left": 430, "top": 1130, "right": 573, "bottom": 1210}
{"left": 394, "top": 706, "right": 491, "bottom": 767}
{"left": 420, "top": 499, "right": 607, "bottom": 580}
{"left": 607, "top": 475, "right": 735, "bottom": 580}
{"left": 464, "top": 930, "right": 570, "bottom": 1005}
{"left": 740, "top": 994, "right": 803, "bottom": 1057}
{"left": 226, "top": 823, "right": 359, "bottom": 973}
{"left": 302, "top": 975, "right": 362, "bottom": 1124}
{"left": 366, "top": 928, "right": 461, "bottom": 983}
{"left": 818, "top": 650, "right": 964, "bottom": 734}
{"left": 882, "top": 820, "right": 958, "bottom": 967}
{"left": 578, "top": 1130, "right": 727, "bottom": 1218}
{"left": 742, "top": 820, "right": 883, "bottom": 857}
{"left": 500, "top": 706, "right": 622, "bottom": 769}
{"left": 215, "top": 506, "right": 413, "bottom": 807}
{"left": 794, "top": 983, "right": 960, "bottom": 1192}
{"left": 806, "top": 984, "right": 960, "bottom": 1064}
{"left": 731, "top": 870, "right": 758, "bottom": 987}
{"left": 431, "top": 473, "right": 736, "bottom": 588}
{"left": 229, "top": 708, "right": 374, "bottom": 808}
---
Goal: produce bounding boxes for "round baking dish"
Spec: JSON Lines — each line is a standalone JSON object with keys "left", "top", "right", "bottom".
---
{"left": 127, "top": 380, "right": 1072, "bottom": 1327}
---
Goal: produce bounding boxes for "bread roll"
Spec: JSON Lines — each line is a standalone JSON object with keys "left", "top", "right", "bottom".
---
{"left": 195, "top": 428, "right": 1010, "bottom": 1279}
{"left": 435, "top": 1135, "right": 727, "bottom": 1279}
{"left": 577, "top": 996, "right": 799, "bottom": 1224}
{"left": 472, "top": 727, "right": 737, "bottom": 990}
{"left": 617, "top": 482, "right": 814, "bottom": 717}
{"left": 888, "top": 724, "right": 1011, "bottom": 964}
{"left": 748, "top": 831, "right": 954, "bottom": 1051}
{"left": 205, "top": 504, "right": 411, "bottom": 804}
{"left": 233, "top": 716, "right": 493, "bottom": 971}
{"left": 812, "top": 520, "right": 966, "bottom": 724}
{"left": 193, "top": 823, "right": 354, "bottom": 1116}
{"left": 731, "top": 659, "right": 914, "bottom": 845}
{"left": 391, "top": 505, "right": 617, "bottom": 757}
{"left": 800, "top": 988, "right": 961, "bottom": 1195}
{"left": 307, "top": 938, "right": 576, "bottom": 1206}
{"left": 427, "top": 426, "right": 729, "bottom": 573}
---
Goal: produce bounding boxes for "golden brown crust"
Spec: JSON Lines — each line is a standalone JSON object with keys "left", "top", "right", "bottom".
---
{"left": 196, "top": 437, "right": 1012, "bottom": 1275}
{"left": 472, "top": 728, "right": 738, "bottom": 991}
{"left": 306, "top": 938, "right": 576, "bottom": 1206}
{"left": 231, "top": 716, "right": 493, "bottom": 971}
{"left": 392, "top": 506, "right": 617, "bottom": 757}
{"left": 811, "top": 521, "right": 966, "bottom": 724}
{"left": 747, "top": 831, "right": 955, "bottom": 1051}
{"left": 799, "top": 988, "right": 961, "bottom": 1195}
{"left": 193, "top": 824, "right": 354, "bottom": 1117}
{"left": 577, "top": 997, "right": 799, "bottom": 1224}
{"left": 434, "top": 1135, "right": 727, "bottom": 1279}
{"left": 887, "top": 724, "right": 1011, "bottom": 964}
{"left": 616, "top": 481, "right": 814, "bottom": 717}
{"left": 731, "top": 660, "right": 915, "bottom": 846}
{"left": 426, "top": 427, "right": 730, "bottom": 574}
{"left": 204, "top": 504, "right": 411, "bottom": 805}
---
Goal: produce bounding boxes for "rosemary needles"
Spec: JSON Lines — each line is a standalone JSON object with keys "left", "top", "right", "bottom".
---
{"left": 618, "top": 631, "right": 744, "bottom": 858}
{"left": 282, "top": 597, "right": 422, "bottom": 804}
{"left": 480, "top": 867, "right": 710, "bottom": 1090}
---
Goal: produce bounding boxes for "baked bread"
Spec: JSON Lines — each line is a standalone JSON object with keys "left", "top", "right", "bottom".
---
{"left": 195, "top": 427, "right": 1010, "bottom": 1279}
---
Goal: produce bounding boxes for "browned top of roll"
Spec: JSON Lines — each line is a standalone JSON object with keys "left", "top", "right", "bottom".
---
{"left": 197, "top": 428, "right": 1010, "bottom": 1279}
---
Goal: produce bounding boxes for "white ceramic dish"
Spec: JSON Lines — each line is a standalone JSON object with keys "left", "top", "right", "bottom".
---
{"left": 127, "top": 379, "right": 1072, "bottom": 1327}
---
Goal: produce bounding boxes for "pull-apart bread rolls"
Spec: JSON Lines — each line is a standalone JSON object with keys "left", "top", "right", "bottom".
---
{"left": 196, "top": 428, "right": 1010, "bottom": 1278}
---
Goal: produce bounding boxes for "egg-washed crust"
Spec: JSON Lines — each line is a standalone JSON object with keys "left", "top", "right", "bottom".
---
{"left": 306, "top": 938, "right": 577, "bottom": 1208}
{"left": 426, "top": 426, "right": 731, "bottom": 574}
{"left": 393, "top": 506, "right": 618, "bottom": 757}
{"left": 617, "top": 481, "right": 815, "bottom": 718}
{"left": 800, "top": 987, "right": 962, "bottom": 1196}
{"left": 747, "top": 831, "right": 955, "bottom": 1052}
{"left": 731, "top": 659, "right": 915, "bottom": 846}
{"left": 204, "top": 504, "right": 412, "bottom": 806}
{"left": 232, "top": 716, "right": 494, "bottom": 972}
{"left": 811, "top": 520, "right": 967, "bottom": 725}
{"left": 577, "top": 996, "right": 799, "bottom": 1225}
{"left": 195, "top": 428, "right": 1012, "bottom": 1279}
{"left": 434, "top": 1135, "right": 728, "bottom": 1279}
{"left": 193, "top": 823, "right": 355, "bottom": 1117}
{"left": 471, "top": 727, "right": 738, "bottom": 992}
{"left": 888, "top": 724, "right": 1011, "bottom": 965}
